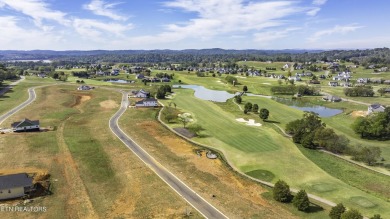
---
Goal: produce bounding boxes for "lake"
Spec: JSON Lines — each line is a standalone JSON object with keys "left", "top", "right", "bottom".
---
{"left": 173, "top": 84, "right": 342, "bottom": 117}
{"left": 173, "top": 85, "right": 236, "bottom": 102}
{"left": 104, "top": 79, "right": 133, "bottom": 83}
{"left": 273, "top": 97, "right": 343, "bottom": 117}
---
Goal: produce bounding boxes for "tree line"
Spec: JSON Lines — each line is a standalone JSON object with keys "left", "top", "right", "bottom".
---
{"left": 352, "top": 107, "right": 390, "bottom": 140}
{"left": 271, "top": 85, "right": 320, "bottom": 96}
{"left": 286, "top": 112, "right": 382, "bottom": 166}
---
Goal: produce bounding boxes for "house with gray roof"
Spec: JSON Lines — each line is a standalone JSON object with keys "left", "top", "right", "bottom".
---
{"left": 368, "top": 104, "right": 386, "bottom": 114}
{"left": 0, "top": 173, "right": 33, "bottom": 200}
{"left": 135, "top": 98, "right": 158, "bottom": 107}
{"left": 11, "top": 118, "right": 40, "bottom": 132}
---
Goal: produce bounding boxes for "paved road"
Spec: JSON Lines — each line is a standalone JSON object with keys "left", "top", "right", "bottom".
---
{"left": 0, "top": 87, "right": 36, "bottom": 125}
{"left": 0, "top": 76, "right": 25, "bottom": 97}
{"left": 109, "top": 92, "right": 228, "bottom": 219}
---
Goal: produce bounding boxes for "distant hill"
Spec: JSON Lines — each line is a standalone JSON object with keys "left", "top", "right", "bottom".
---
{"left": 0, "top": 48, "right": 389, "bottom": 65}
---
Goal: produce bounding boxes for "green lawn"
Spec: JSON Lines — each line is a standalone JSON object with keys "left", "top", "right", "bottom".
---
{"left": 162, "top": 88, "right": 390, "bottom": 218}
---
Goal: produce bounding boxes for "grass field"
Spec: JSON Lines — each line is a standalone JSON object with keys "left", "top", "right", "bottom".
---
{"left": 162, "top": 88, "right": 390, "bottom": 217}
{"left": 119, "top": 106, "right": 330, "bottom": 218}
{"left": 0, "top": 83, "right": 201, "bottom": 218}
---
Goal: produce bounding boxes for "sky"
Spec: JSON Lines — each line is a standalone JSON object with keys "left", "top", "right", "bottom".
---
{"left": 0, "top": 0, "right": 389, "bottom": 50}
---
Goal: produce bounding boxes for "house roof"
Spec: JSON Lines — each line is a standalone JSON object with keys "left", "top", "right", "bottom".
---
{"left": 143, "top": 98, "right": 157, "bottom": 102}
{"left": 369, "top": 103, "right": 385, "bottom": 109}
{"left": 137, "top": 89, "right": 149, "bottom": 94}
{"left": 0, "top": 173, "right": 33, "bottom": 190}
{"left": 11, "top": 118, "right": 39, "bottom": 128}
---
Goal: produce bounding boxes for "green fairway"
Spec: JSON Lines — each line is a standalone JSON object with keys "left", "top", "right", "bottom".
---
{"left": 162, "top": 88, "right": 390, "bottom": 218}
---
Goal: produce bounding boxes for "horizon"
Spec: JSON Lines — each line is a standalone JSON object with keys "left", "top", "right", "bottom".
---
{"left": 1, "top": 0, "right": 390, "bottom": 50}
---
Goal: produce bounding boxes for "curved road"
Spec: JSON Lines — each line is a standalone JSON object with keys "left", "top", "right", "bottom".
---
{"left": 109, "top": 92, "right": 228, "bottom": 219}
{"left": 0, "top": 87, "right": 36, "bottom": 125}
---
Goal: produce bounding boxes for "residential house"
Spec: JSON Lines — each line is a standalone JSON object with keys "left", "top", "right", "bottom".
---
{"left": 288, "top": 76, "right": 301, "bottom": 81}
{"left": 110, "top": 69, "right": 119, "bottom": 76}
{"left": 384, "top": 80, "right": 390, "bottom": 84}
{"left": 77, "top": 85, "right": 92, "bottom": 90}
{"left": 332, "top": 76, "right": 341, "bottom": 81}
{"left": 135, "top": 89, "right": 150, "bottom": 98}
{"left": 160, "top": 77, "right": 171, "bottom": 82}
{"left": 136, "top": 74, "right": 145, "bottom": 79}
{"left": 0, "top": 173, "right": 33, "bottom": 200}
{"left": 323, "top": 95, "right": 341, "bottom": 102}
{"left": 328, "top": 81, "right": 338, "bottom": 87}
{"left": 384, "top": 88, "right": 390, "bottom": 93}
{"left": 309, "top": 80, "right": 320, "bottom": 84}
{"left": 356, "top": 78, "right": 369, "bottom": 84}
{"left": 11, "top": 118, "right": 40, "bottom": 132}
{"left": 341, "top": 82, "right": 352, "bottom": 87}
{"left": 368, "top": 104, "right": 386, "bottom": 114}
{"left": 135, "top": 98, "right": 158, "bottom": 107}
{"left": 37, "top": 73, "right": 46, "bottom": 78}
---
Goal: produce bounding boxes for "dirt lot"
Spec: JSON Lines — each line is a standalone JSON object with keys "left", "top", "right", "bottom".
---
{"left": 351, "top": 110, "right": 367, "bottom": 118}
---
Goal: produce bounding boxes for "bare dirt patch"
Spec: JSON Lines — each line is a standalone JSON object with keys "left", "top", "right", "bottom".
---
{"left": 173, "top": 127, "right": 196, "bottom": 138}
{"left": 351, "top": 110, "right": 367, "bottom": 118}
{"left": 99, "top": 100, "right": 119, "bottom": 109}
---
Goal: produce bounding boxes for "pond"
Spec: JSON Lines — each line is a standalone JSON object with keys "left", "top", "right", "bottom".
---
{"left": 104, "top": 79, "right": 134, "bottom": 84}
{"left": 173, "top": 85, "right": 236, "bottom": 102}
{"left": 273, "top": 97, "right": 343, "bottom": 117}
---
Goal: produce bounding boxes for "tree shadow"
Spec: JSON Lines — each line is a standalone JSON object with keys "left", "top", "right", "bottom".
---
{"left": 305, "top": 203, "right": 324, "bottom": 213}
{"left": 265, "top": 120, "right": 280, "bottom": 124}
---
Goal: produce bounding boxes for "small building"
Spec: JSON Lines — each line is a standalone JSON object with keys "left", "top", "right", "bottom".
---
{"left": 368, "top": 104, "right": 386, "bottom": 114}
{"left": 328, "top": 81, "right": 338, "bottom": 87}
{"left": 135, "top": 98, "right": 158, "bottom": 107}
{"left": 135, "top": 89, "right": 150, "bottom": 98}
{"left": 323, "top": 95, "right": 342, "bottom": 102}
{"left": 0, "top": 173, "right": 33, "bottom": 200}
{"left": 11, "top": 118, "right": 40, "bottom": 132}
{"left": 77, "top": 85, "right": 92, "bottom": 90}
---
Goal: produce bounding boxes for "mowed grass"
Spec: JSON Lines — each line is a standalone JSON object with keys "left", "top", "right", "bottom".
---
{"left": 163, "top": 88, "right": 390, "bottom": 218}
{"left": 298, "top": 145, "right": 390, "bottom": 200}
{"left": 119, "top": 106, "right": 327, "bottom": 218}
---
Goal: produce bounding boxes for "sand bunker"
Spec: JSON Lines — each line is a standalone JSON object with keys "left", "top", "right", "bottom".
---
{"left": 236, "top": 118, "right": 262, "bottom": 126}
{"left": 100, "top": 100, "right": 119, "bottom": 109}
{"left": 262, "top": 83, "right": 271, "bottom": 85}
{"left": 351, "top": 110, "right": 367, "bottom": 118}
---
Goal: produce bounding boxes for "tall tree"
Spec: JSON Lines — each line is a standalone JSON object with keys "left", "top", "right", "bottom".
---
{"left": 329, "top": 203, "right": 346, "bottom": 219}
{"left": 341, "top": 209, "right": 363, "bottom": 219}
{"left": 252, "top": 104, "right": 259, "bottom": 113}
{"left": 259, "top": 108, "right": 269, "bottom": 121}
{"left": 292, "top": 190, "right": 310, "bottom": 211}
{"left": 273, "top": 180, "right": 291, "bottom": 203}
{"left": 243, "top": 85, "right": 248, "bottom": 93}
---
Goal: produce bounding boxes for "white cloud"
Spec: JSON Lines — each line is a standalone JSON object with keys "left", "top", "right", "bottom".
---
{"left": 73, "top": 18, "right": 133, "bottom": 40}
{"left": 0, "top": 16, "right": 65, "bottom": 49}
{"left": 128, "top": 0, "right": 311, "bottom": 46}
{"left": 83, "top": 0, "right": 127, "bottom": 21}
{"left": 308, "top": 24, "right": 364, "bottom": 42}
{"left": 312, "top": 0, "right": 327, "bottom": 6}
{"left": 307, "top": 8, "right": 320, "bottom": 16}
{"left": 254, "top": 28, "right": 301, "bottom": 43}
{"left": 0, "top": 0, "right": 69, "bottom": 28}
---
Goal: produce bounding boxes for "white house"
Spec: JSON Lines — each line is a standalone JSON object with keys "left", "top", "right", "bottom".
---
{"left": 328, "top": 81, "right": 338, "bottom": 87}
{"left": 11, "top": 118, "right": 40, "bottom": 132}
{"left": 368, "top": 104, "right": 386, "bottom": 114}
{"left": 135, "top": 98, "right": 158, "bottom": 107}
{"left": 77, "top": 85, "right": 92, "bottom": 90}
{"left": 135, "top": 89, "right": 150, "bottom": 98}
{"left": 0, "top": 173, "right": 33, "bottom": 200}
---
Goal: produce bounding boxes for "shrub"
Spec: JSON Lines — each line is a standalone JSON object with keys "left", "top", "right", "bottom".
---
{"left": 329, "top": 203, "right": 346, "bottom": 219}
{"left": 292, "top": 190, "right": 310, "bottom": 211}
{"left": 273, "top": 180, "right": 291, "bottom": 202}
